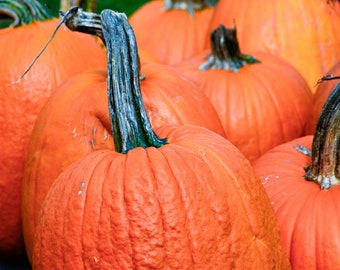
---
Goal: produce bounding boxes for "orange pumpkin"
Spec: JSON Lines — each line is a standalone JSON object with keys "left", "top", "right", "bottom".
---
{"left": 0, "top": 0, "right": 106, "bottom": 262}
{"left": 31, "top": 10, "right": 290, "bottom": 269}
{"left": 208, "top": 0, "right": 340, "bottom": 90}
{"left": 129, "top": 0, "right": 216, "bottom": 65}
{"left": 253, "top": 83, "right": 340, "bottom": 269}
{"left": 175, "top": 25, "right": 313, "bottom": 163}
{"left": 22, "top": 8, "right": 225, "bottom": 261}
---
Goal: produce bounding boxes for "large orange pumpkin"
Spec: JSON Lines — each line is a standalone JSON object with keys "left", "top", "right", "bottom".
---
{"left": 31, "top": 10, "right": 290, "bottom": 269}
{"left": 175, "top": 25, "right": 313, "bottom": 163}
{"left": 22, "top": 8, "right": 225, "bottom": 262}
{"left": 253, "top": 83, "right": 340, "bottom": 269}
{"left": 208, "top": 0, "right": 340, "bottom": 90}
{"left": 0, "top": 0, "right": 106, "bottom": 262}
{"left": 129, "top": 0, "right": 216, "bottom": 65}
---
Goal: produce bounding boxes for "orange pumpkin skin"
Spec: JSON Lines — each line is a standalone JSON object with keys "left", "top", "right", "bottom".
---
{"left": 129, "top": 0, "right": 214, "bottom": 65}
{"left": 32, "top": 124, "right": 290, "bottom": 270}
{"left": 208, "top": 0, "right": 340, "bottom": 90}
{"left": 175, "top": 50, "right": 313, "bottom": 163}
{"left": 306, "top": 62, "right": 340, "bottom": 134}
{"left": 22, "top": 62, "right": 225, "bottom": 261}
{"left": 0, "top": 18, "right": 106, "bottom": 259}
{"left": 253, "top": 135, "right": 340, "bottom": 269}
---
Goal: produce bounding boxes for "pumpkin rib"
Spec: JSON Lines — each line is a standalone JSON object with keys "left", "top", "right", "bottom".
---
{"left": 146, "top": 146, "right": 193, "bottom": 268}
{"left": 245, "top": 65, "right": 288, "bottom": 144}
{"left": 167, "top": 126, "right": 279, "bottom": 262}
{"left": 157, "top": 146, "right": 203, "bottom": 266}
{"left": 81, "top": 154, "right": 109, "bottom": 265}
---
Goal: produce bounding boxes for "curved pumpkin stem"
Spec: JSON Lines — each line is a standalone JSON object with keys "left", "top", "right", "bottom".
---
{"left": 199, "top": 25, "right": 260, "bottom": 72}
{"left": 0, "top": 0, "right": 52, "bottom": 27}
{"left": 63, "top": 8, "right": 167, "bottom": 153}
{"left": 304, "top": 83, "right": 340, "bottom": 189}
{"left": 164, "top": 0, "right": 217, "bottom": 16}
{"left": 101, "top": 10, "right": 167, "bottom": 153}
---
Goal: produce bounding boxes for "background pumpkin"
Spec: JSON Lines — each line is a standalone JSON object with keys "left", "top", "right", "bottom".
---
{"left": 129, "top": 0, "right": 216, "bottom": 65}
{"left": 207, "top": 0, "right": 340, "bottom": 90}
{"left": 175, "top": 25, "right": 313, "bottom": 163}
{"left": 0, "top": 0, "right": 106, "bottom": 262}
{"left": 22, "top": 11, "right": 225, "bottom": 260}
{"left": 253, "top": 83, "right": 340, "bottom": 269}
{"left": 31, "top": 10, "right": 291, "bottom": 269}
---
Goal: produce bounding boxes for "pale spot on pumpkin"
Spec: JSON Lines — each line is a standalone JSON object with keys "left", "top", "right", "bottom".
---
{"left": 103, "top": 129, "right": 108, "bottom": 141}
{"left": 93, "top": 256, "right": 99, "bottom": 264}
{"left": 262, "top": 174, "right": 279, "bottom": 184}
{"left": 77, "top": 181, "right": 85, "bottom": 196}
{"left": 72, "top": 127, "right": 78, "bottom": 138}
{"left": 197, "top": 148, "right": 207, "bottom": 159}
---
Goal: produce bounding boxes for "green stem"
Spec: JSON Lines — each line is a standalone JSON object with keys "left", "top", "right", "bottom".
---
{"left": 199, "top": 25, "right": 260, "bottom": 72}
{"left": 304, "top": 83, "right": 340, "bottom": 189}
{"left": 63, "top": 8, "right": 167, "bottom": 153}
{"left": 164, "top": 0, "right": 217, "bottom": 16}
{"left": 0, "top": 0, "right": 53, "bottom": 27}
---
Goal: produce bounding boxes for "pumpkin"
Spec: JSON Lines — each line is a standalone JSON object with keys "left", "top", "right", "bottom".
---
{"left": 306, "top": 62, "right": 340, "bottom": 134}
{"left": 129, "top": 0, "right": 216, "bottom": 65}
{"left": 175, "top": 25, "right": 313, "bottom": 163}
{"left": 253, "top": 83, "right": 340, "bottom": 269}
{"left": 208, "top": 0, "right": 340, "bottom": 90}
{"left": 30, "top": 9, "right": 290, "bottom": 269}
{"left": 22, "top": 7, "right": 225, "bottom": 262}
{"left": 0, "top": 0, "right": 106, "bottom": 262}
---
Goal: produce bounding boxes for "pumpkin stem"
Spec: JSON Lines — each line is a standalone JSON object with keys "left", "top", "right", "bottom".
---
{"left": 63, "top": 8, "right": 167, "bottom": 153}
{"left": 164, "top": 0, "right": 217, "bottom": 16}
{"left": 303, "top": 83, "right": 340, "bottom": 189}
{"left": 199, "top": 25, "right": 260, "bottom": 72}
{"left": 0, "top": 0, "right": 53, "bottom": 27}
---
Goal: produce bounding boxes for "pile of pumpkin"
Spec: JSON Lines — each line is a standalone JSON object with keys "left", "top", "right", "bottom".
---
{"left": 1, "top": 0, "right": 340, "bottom": 269}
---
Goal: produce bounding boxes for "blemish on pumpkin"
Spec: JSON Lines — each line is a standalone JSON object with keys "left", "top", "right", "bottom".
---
{"left": 93, "top": 256, "right": 99, "bottom": 264}
{"left": 197, "top": 148, "right": 207, "bottom": 159}
{"left": 77, "top": 181, "right": 85, "bottom": 196}
{"left": 72, "top": 127, "right": 78, "bottom": 138}
{"left": 262, "top": 174, "right": 279, "bottom": 184}
{"left": 89, "top": 139, "right": 95, "bottom": 150}
{"left": 103, "top": 129, "right": 108, "bottom": 141}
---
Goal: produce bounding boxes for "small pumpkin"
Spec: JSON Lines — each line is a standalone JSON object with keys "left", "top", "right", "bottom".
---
{"left": 175, "top": 25, "right": 313, "bottom": 163}
{"left": 253, "top": 82, "right": 340, "bottom": 269}
{"left": 129, "top": 0, "right": 216, "bottom": 65}
{"left": 22, "top": 7, "right": 225, "bottom": 262}
{"left": 31, "top": 10, "right": 290, "bottom": 269}
{"left": 0, "top": 0, "right": 106, "bottom": 262}
{"left": 306, "top": 62, "right": 340, "bottom": 134}
{"left": 208, "top": 0, "right": 340, "bottom": 90}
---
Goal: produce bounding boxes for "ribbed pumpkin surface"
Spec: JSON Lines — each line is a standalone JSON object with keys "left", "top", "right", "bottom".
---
{"left": 32, "top": 125, "right": 290, "bottom": 270}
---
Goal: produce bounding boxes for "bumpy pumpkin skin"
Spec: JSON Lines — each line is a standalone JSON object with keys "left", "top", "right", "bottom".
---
{"left": 306, "top": 62, "right": 340, "bottom": 135}
{"left": 0, "top": 19, "right": 106, "bottom": 260}
{"left": 129, "top": 0, "right": 214, "bottom": 65}
{"left": 175, "top": 50, "right": 313, "bottom": 163}
{"left": 32, "top": 124, "right": 291, "bottom": 270}
{"left": 253, "top": 136, "right": 340, "bottom": 269}
{"left": 22, "top": 62, "right": 225, "bottom": 262}
{"left": 208, "top": 0, "right": 340, "bottom": 90}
